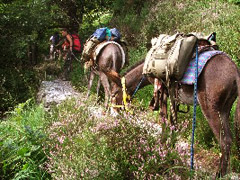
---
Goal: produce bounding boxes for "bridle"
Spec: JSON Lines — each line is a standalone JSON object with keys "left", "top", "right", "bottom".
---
{"left": 110, "top": 76, "right": 145, "bottom": 111}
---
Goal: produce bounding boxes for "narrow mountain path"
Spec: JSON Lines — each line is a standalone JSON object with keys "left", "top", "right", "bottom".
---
{"left": 37, "top": 79, "right": 81, "bottom": 108}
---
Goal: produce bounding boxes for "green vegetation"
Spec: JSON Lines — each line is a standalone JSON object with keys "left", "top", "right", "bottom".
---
{"left": 43, "top": 99, "right": 189, "bottom": 179}
{"left": 1, "top": 0, "right": 240, "bottom": 179}
{"left": 0, "top": 99, "right": 49, "bottom": 179}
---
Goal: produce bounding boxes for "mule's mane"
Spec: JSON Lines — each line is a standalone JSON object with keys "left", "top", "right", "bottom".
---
{"left": 122, "top": 59, "right": 145, "bottom": 76}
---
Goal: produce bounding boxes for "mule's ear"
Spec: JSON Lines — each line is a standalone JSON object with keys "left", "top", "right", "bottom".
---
{"left": 104, "top": 70, "right": 122, "bottom": 87}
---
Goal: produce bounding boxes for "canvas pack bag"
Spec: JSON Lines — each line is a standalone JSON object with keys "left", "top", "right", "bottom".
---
{"left": 81, "top": 37, "right": 100, "bottom": 61}
{"left": 167, "top": 34, "right": 197, "bottom": 80}
{"left": 143, "top": 33, "right": 197, "bottom": 80}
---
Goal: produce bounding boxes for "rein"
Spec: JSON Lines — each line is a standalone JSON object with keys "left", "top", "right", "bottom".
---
{"left": 131, "top": 76, "right": 145, "bottom": 100}
{"left": 71, "top": 52, "right": 81, "bottom": 63}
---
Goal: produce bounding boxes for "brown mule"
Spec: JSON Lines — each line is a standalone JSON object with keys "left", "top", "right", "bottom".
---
{"left": 85, "top": 42, "right": 125, "bottom": 107}
{"left": 106, "top": 54, "right": 240, "bottom": 177}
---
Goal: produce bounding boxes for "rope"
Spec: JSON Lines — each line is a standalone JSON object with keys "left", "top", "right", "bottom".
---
{"left": 131, "top": 76, "right": 145, "bottom": 99}
{"left": 169, "top": 93, "right": 176, "bottom": 124}
{"left": 190, "top": 42, "right": 198, "bottom": 177}
{"left": 71, "top": 52, "right": 81, "bottom": 63}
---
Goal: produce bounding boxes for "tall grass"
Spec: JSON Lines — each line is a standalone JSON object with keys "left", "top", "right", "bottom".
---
{"left": 44, "top": 98, "right": 199, "bottom": 179}
{"left": 0, "top": 99, "right": 50, "bottom": 179}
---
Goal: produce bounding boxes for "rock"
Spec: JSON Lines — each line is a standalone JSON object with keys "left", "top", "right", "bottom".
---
{"left": 37, "top": 79, "right": 80, "bottom": 107}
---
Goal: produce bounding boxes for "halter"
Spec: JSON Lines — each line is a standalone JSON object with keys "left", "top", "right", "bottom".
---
{"left": 111, "top": 76, "right": 144, "bottom": 113}
{"left": 110, "top": 77, "right": 131, "bottom": 111}
{"left": 121, "top": 77, "right": 131, "bottom": 111}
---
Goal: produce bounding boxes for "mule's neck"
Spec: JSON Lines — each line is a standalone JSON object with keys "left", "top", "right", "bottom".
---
{"left": 124, "top": 63, "right": 151, "bottom": 96}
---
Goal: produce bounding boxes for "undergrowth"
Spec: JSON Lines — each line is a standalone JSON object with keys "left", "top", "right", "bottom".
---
{"left": 0, "top": 99, "right": 50, "bottom": 179}
{"left": 44, "top": 98, "right": 191, "bottom": 179}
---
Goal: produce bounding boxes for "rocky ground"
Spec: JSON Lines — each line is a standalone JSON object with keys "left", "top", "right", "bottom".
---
{"left": 37, "top": 79, "right": 80, "bottom": 108}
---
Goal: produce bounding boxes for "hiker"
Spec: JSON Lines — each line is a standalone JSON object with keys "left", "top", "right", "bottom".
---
{"left": 60, "top": 28, "right": 74, "bottom": 80}
{"left": 49, "top": 32, "right": 60, "bottom": 60}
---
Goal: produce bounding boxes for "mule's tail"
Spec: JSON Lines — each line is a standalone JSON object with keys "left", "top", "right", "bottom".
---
{"left": 103, "top": 70, "right": 122, "bottom": 87}
{"left": 235, "top": 70, "right": 240, "bottom": 157}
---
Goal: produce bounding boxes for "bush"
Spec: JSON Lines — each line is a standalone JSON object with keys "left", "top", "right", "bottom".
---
{"left": 0, "top": 99, "right": 49, "bottom": 179}
{"left": 0, "top": 68, "right": 39, "bottom": 116}
{"left": 44, "top": 98, "right": 192, "bottom": 179}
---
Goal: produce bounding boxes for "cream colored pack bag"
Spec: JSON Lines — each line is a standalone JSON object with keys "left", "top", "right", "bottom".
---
{"left": 143, "top": 33, "right": 197, "bottom": 80}
{"left": 167, "top": 35, "right": 197, "bottom": 80}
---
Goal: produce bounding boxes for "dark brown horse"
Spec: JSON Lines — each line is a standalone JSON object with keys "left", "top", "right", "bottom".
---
{"left": 106, "top": 53, "right": 240, "bottom": 177}
{"left": 85, "top": 42, "right": 125, "bottom": 107}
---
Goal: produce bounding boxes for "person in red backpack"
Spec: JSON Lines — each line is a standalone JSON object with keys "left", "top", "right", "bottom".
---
{"left": 60, "top": 28, "right": 74, "bottom": 80}
{"left": 71, "top": 31, "right": 81, "bottom": 53}
{"left": 61, "top": 28, "right": 73, "bottom": 52}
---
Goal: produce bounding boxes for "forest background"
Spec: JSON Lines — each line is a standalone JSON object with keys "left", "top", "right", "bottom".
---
{"left": 1, "top": 0, "right": 240, "bottom": 179}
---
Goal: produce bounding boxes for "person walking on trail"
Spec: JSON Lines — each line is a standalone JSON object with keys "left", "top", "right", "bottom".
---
{"left": 49, "top": 32, "right": 60, "bottom": 60}
{"left": 61, "top": 28, "right": 73, "bottom": 80}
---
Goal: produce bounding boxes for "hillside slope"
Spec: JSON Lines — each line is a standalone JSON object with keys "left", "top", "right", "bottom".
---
{"left": 110, "top": 0, "right": 240, "bottom": 65}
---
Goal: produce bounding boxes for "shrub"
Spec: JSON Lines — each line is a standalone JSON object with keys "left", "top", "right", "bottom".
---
{"left": 44, "top": 98, "right": 191, "bottom": 179}
{"left": 0, "top": 99, "right": 50, "bottom": 179}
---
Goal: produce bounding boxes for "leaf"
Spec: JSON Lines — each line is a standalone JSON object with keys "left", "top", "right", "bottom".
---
{"left": 17, "top": 147, "right": 29, "bottom": 157}
{"left": 22, "top": 163, "right": 29, "bottom": 170}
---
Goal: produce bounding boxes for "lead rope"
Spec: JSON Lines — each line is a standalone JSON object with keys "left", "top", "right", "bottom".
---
{"left": 131, "top": 76, "right": 145, "bottom": 100}
{"left": 190, "top": 42, "right": 198, "bottom": 178}
{"left": 165, "top": 64, "right": 176, "bottom": 125}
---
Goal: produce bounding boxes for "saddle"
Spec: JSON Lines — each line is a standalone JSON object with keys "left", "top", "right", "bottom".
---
{"left": 83, "top": 41, "right": 127, "bottom": 71}
{"left": 143, "top": 32, "right": 218, "bottom": 82}
{"left": 148, "top": 32, "right": 219, "bottom": 122}
{"left": 92, "top": 41, "right": 126, "bottom": 68}
{"left": 143, "top": 33, "right": 198, "bottom": 81}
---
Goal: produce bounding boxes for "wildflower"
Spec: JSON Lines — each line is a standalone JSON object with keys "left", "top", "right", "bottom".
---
{"left": 57, "top": 135, "right": 65, "bottom": 144}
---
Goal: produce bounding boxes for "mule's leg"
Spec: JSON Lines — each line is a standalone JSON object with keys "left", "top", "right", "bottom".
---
{"left": 99, "top": 71, "right": 111, "bottom": 107}
{"left": 87, "top": 70, "right": 95, "bottom": 97}
{"left": 234, "top": 80, "right": 240, "bottom": 157}
{"left": 198, "top": 93, "right": 233, "bottom": 177}
{"left": 96, "top": 78, "right": 101, "bottom": 97}
{"left": 149, "top": 90, "right": 160, "bottom": 111}
{"left": 235, "top": 97, "right": 240, "bottom": 158}
{"left": 159, "top": 86, "right": 168, "bottom": 124}
{"left": 218, "top": 94, "right": 236, "bottom": 177}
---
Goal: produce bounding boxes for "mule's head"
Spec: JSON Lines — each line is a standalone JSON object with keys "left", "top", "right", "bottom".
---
{"left": 106, "top": 60, "right": 148, "bottom": 110}
{"left": 111, "top": 83, "right": 125, "bottom": 107}
{"left": 100, "top": 70, "right": 124, "bottom": 107}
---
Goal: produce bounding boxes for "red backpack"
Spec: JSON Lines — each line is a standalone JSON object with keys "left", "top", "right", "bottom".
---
{"left": 72, "top": 34, "right": 81, "bottom": 52}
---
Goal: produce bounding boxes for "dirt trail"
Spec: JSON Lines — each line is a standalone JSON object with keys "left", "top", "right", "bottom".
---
{"left": 37, "top": 79, "right": 80, "bottom": 108}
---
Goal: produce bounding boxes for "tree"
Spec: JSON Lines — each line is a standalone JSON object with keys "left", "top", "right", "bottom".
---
{"left": 0, "top": 0, "right": 114, "bottom": 112}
